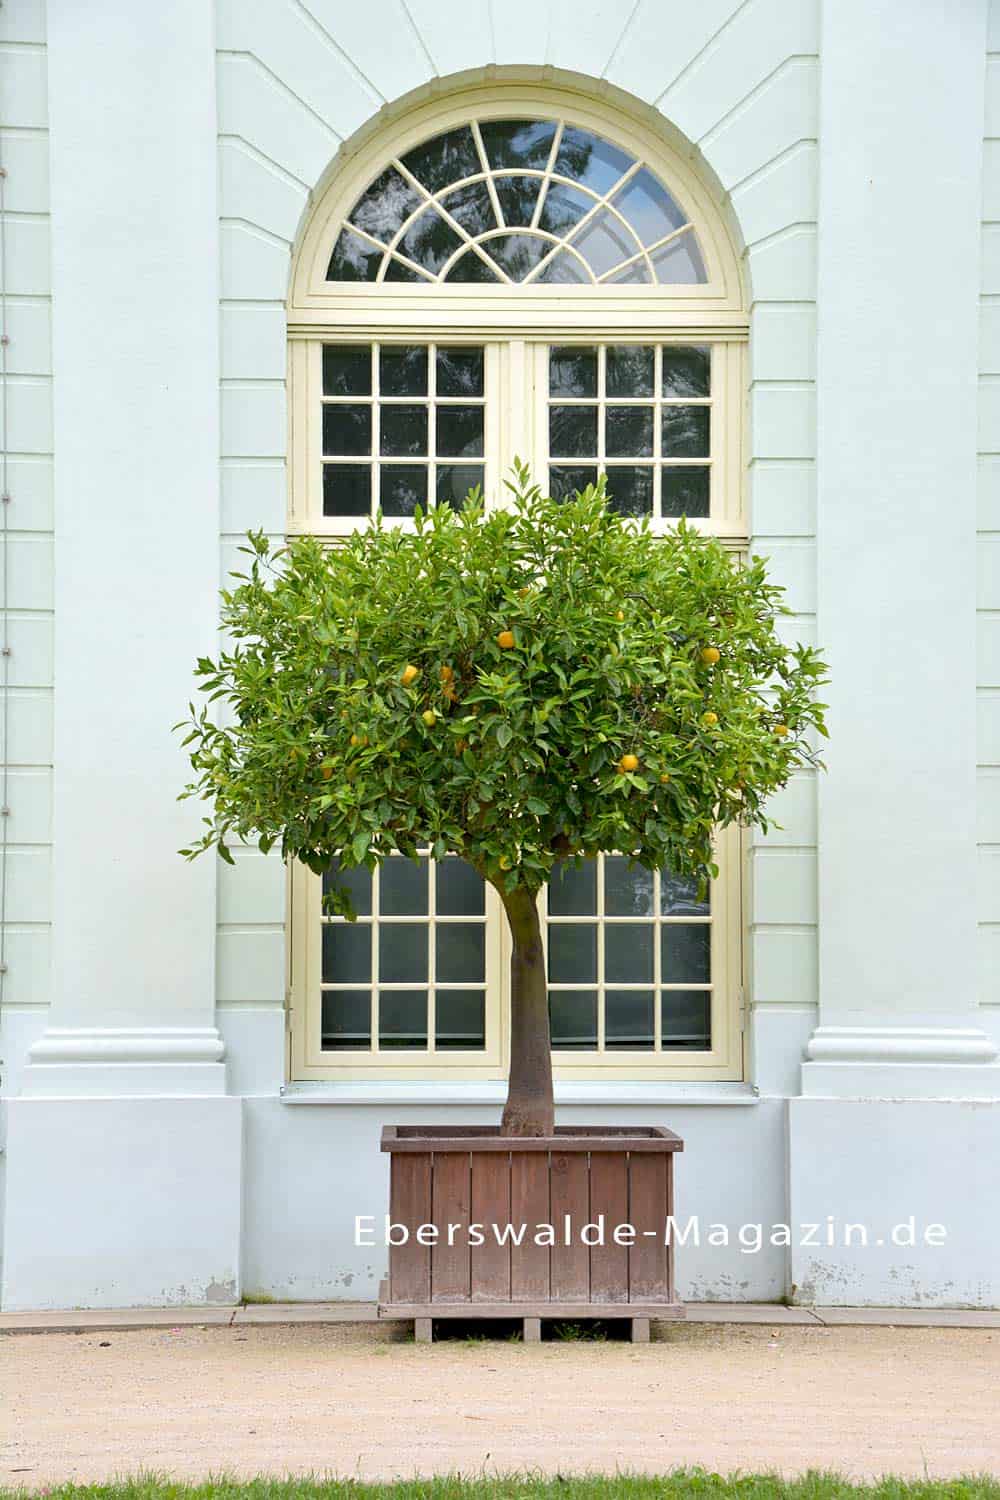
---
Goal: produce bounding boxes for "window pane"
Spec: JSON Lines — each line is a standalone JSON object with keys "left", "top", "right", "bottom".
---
{"left": 380, "top": 923, "right": 428, "bottom": 983}
{"left": 436, "top": 464, "right": 484, "bottom": 509}
{"left": 538, "top": 183, "right": 591, "bottom": 236}
{"left": 548, "top": 858, "right": 597, "bottom": 915}
{"left": 480, "top": 119, "right": 556, "bottom": 171}
{"left": 444, "top": 248, "right": 502, "bottom": 282}
{"left": 661, "top": 869, "right": 710, "bottom": 917}
{"left": 555, "top": 128, "right": 633, "bottom": 194}
{"left": 381, "top": 346, "right": 428, "bottom": 396}
{"left": 662, "top": 989, "right": 711, "bottom": 1049}
{"left": 436, "top": 405, "right": 484, "bottom": 458}
{"left": 437, "top": 346, "right": 484, "bottom": 397}
{"left": 652, "top": 231, "right": 706, "bottom": 285}
{"left": 380, "top": 406, "right": 427, "bottom": 456}
{"left": 437, "top": 858, "right": 485, "bottom": 915}
{"left": 323, "top": 404, "right": 371, "bottom": 457}
{"left": 398, "top": 207, "right": 464, "bottom": 276}
{"left": 550, "top": 404, "right": 598, "bottom": 457}
{"left": 612, "top": 170, "right": 687, "bottom": 246}
{"left": 606, "top": 405, "right": 653, "bottom": 457}
{"left": 494, "top": 174, "right": 542, "bottom": 227}
{"left": 662, "top": 924, "right": 711, "bottom": 985}
{"left": 348, "top": 166, "right": 421, "bottom": 241}
{"left": 380, "top": 464, "right": 428, "bottom": 516}
{"left": 662, "top": 405, "right": 710, "bottom": 458}
{"left": 436, "top": 989, "right": 486, "bottom": 1050}
{"left": 321, "top": 990, "right": 371, "bottom": 1049}
{"left": 402, "top": 126, "right": 480, "bottom": 192}
{"left": 323, "top": 857, "right": 373, "bottom": 916}
{"left": 604, "top": 857, "right": 654, "bottom": 917}
{"left": 549, "top": 347, "right": 597, "bottom": 397}
{"left": 327, "top": 228, "right": 382, "bottom": 282}
{"left": 323, "top": 464, "right": 370, "bottom": 517}
{"left": 548, "top": 923, "right": 597, "bottom": 983}
{"left": 604, "top": 259, "right": 651, "bottom": 285}
{"left": 379, "top": 990, "right": 427, "bottom": 1049}
{"left": 380, "top": 856, "right": 428, "bottom": 916}
{"left": 383, "top": 258, "right": 428, "bottom": 283}
{"left": 571, "top": 210, "right": 639, "bottom": 278}
{"left": 536, "top": 250, "right": 591, "bottom": 284}
{"left": 662, "top": 466, "right": 710, "bottom": 518}
{"left": 605, "top": 923, "right": 654, "bottom": 983}
{"left": 550, "top": 465, "right": 598, "bottom": 500}
{"left": 607, "top": 346, "right": 654, "bottom": 397}
{"left": 440, "top": 179, "right": 496, "bottom": 236}
{"left": 550, "top": 989, "right": 598, "bottom": 1049}
{"left": 662, "top": 346, "right": 710, "bottom": 397}
{"left": 605, "top": 465, "right": 653, "bottom": 517}
{"left": 322, "top": 923, "right": 371, "bottom": 984}
{"left": 486, "top": 233, "right": 552, "bottom": 281}
{"left": 606, "top": 990, "right": 655, "bottom": 1050}
{"left": 323, "top": 346, "right": 371, "bottom": 396}
{"left": 436, "top": 923, "right": 485, "bottom": 983}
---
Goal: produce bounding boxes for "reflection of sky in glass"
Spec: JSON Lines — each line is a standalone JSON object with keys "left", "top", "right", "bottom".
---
{"left": 572, "top": 209, "right": 639, "bottom": 277}
{"left": 555, "top": 127, "right": 633, "bottom": 194}
{"left": 348, "top": 167, "right": 421, "bottom": 241}
{"left": 480, "top": 118, "right": 556, "bottom": 170}
{"left": 613, "top": 169, "right": 688, "bottom": 246}
{"left": 651, "top": 231, "right": 706, "bottom": 284}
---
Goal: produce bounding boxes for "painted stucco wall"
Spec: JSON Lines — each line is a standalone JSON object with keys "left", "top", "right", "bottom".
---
{"left": 980, "top": 1, "right": 1000, "bottom": 1033}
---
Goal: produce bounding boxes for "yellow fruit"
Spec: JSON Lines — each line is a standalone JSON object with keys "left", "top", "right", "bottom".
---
{"left": 422, "top": 710, "right": 437, "bottom": 728}
{"left": 774, "top": 723, "right": 789, "bottom": 737}
{"left": 619, "top": 753, "right": 639, "bottom": 773}
{"left": 497, "top": 629, "right": 515, "bottom": 649}
{"left": 702, "top": 711, "right": 719, "bottom": 727}
{"left": 321, "top": 765, "right": 334, "bottom": 780}
{"left": 455, "top": 738, "right": 468, "bottom": 754}
{"left": 700, "top": 646, "right": 721, "bottom": 665}
{"left": 401, "top": 664, "right": 419, "bottom": 687}
{"left": 439, "top": 665, "right": 454, "bottom": 683}
{"left": 349, "top": 733, "right": 361, "bottom": 747}
{"left": 518, "top": 586, "right": 531, "bottom": 598}
{"left": 659, "top": 773, "right": 671, "bottom": 784}
{"left": 499, "top": 855, "right": 512, "bottom": 870}
{"left": 616, "top": 609, "right": 625, "bottom": 622}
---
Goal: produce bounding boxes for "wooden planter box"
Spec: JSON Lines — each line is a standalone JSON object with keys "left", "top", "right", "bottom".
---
{"left": 377, "top": 1124, "right": 684, "bottom": 1342}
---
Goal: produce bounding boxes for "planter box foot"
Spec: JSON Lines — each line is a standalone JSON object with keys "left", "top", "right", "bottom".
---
{"left": 523, "top": 1316, "right": 541, "bottom": 1342}
{"left": 415, "top": 1317, "right": 433, "bottom": 1344}
{"left": 631, "top": 1317, "right": 650, "bottom": 1343}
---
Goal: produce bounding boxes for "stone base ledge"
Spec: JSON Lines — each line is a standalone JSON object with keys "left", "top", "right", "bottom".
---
{"left": 802, "top": 1025, "right": 1000, "bottom": 1098}
{"left": 20, "top": 1026, "right": 228, "bottom": 1097}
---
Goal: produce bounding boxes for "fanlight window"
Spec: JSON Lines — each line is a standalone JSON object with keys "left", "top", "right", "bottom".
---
{"left": 327, "top": 118, "right": 708, "bottom": 287}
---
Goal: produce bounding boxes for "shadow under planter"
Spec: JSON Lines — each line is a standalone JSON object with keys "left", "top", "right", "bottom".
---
{"left": 377, "top": 1124, "right": 684, "bottom": 1343}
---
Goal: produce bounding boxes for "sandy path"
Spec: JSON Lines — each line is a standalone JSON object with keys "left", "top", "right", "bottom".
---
{"left": 2, "top": 1322, "right": 999, "bottom": 1486}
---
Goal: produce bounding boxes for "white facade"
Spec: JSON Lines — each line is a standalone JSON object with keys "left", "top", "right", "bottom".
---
{"left": 0, "top": 0, "right": 998, "bottom": 1310}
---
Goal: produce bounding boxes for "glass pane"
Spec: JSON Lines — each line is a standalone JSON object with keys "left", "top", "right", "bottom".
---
{"left": 348, "top": 166, "right": 421, "bottom": 241}
{"left": 550, "top": 989, "right": 598, "bottom": 1049}
{"left": 323, "top": 463, "right": 370, "bottom": 517}
{"left": 383, "top": 258, "right": 428, "bottom": 283}
{"left": 662, "top": 466, "right": 710, "bottom": 518}
{"left": 321, "top": 990, "right": 371, "bottom": 1049}
{"left": 606, "top": 990, "right": 654, "bottom": 1051}
{"left": 436, "top": 923, "right": 485, "bottom": 983}
{"left": 435, "top": 989, "right": 486, "bottom": 1050}
{"left": 661, "top": 868, "right": 710, "bottom": 917}
{"left": 437, "top": 346, "right": 484, "bottom": 397}
{"left": 535, "top": 250, "right": 592, "bottom": 284}
{"left": 440, "top": 179, "right": 496, "bottom": 236}
{"left": 437, "top": 859, "right": 485, "bottom": 915}
{"left": 604, "top": 258, "right": 651, "bottom": 285}
{"left": 607, "top": 346, "right": 654, "bottom": 398}
{"left": 550, "top": 465, "right": 598, "bottom": 500}
{"left": 549, "top": 859, "right": 596, "bottom": 915}
{"left": 323, "top": 856, "right": 373, "bottom": 916}
{"left": 322, "top": 922, "right": 371, "bottom": 984}
{"left": 605, "top": 923, "right": 654, "bottom": 984}
{"left": 327, "top": 228, "right": 382, "bottom": 282}
{"left": 613, "top": 170, "right": 687, "bottom": 246}
{"left": 662, "top": 988, "right": 711, "bottom": 1049}
{"left": 538, "top": 183, "right": 592, "bottom": 236}
{"left": 444, "top": 248, "right": 502, "bottom": 282}
{"left": 323, "top": 345, "right": 371, "bottom": 397}
{"left": 380, "top": 345, "right": 428, "bottom": 396}
{"left": 480, "top": 118, "right": 556, "bottom": 170}
{"left": 380, "top": 464, "right": 428, "bottom": 517}
{"left": 652, "top": 231, "right": 707, "bottom": 284}
{"left": 606, "top": 405, "right": 653, "bottom": 457}
{"left": 662, "top": 346, "right": 710, "bottom": 397}
{"left": 379, "top": 990, "right": 427, "bottom": 1050}
{"left": 494, "top": 174, "right": 542, "bottom": 227}
{"left": 380, "top": 405, "right": 428, "bottom": 457}
{"left": 436, "top": 405, "right": 484, "bottom": 458}
{"left": 398, "top": 207, "right": 464, "bottom": 276}
{"left": 549, "top": 346, "right": 597, "bottom": 397}
{"left": 555, "top": 127, "right": 633, "bottom": 194}
{"left": 380, "top": 923, "right": 428, "bottom": 983}
{"left": 662, "top": 406, "right": 710, "bottom": 458}
{"left": 380, "top": 856, "right": 428, "bottom": 916}
{"left": 323, "top": 404, "right": 371, "bottom": 457}
{"left": 604, "top": 857, "right": 654, "bottom": 917}
{"left": 548, "top": 923, "right": 597, "bottom": 983}
{"left": 485, "top": 232, "right": 552, "bottom": 281}
{"left": 571, "top": 210, "right": 640, "bottom": 278}
{"left": 549, "top": 404, "right": 598, "bottom": 458}
{"left": 402, "top": 126, "right": 480, "bottom": 192}
{"left": 662, "top": 924, "right": 711, "bottom": 985}
{"left": 605, "top": 465, "right": 653, "bottom": 517}
{"left": 436, "top": 464, "right": 484, "bottom": 509}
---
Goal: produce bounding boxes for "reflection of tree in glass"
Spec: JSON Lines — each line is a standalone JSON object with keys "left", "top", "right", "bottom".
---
{"left": 327, "top": 229, "right": 382, "bottom": 282}
{"left": 486, "top": 234, "right": 552, "bottom": 281}
{"left": 348, "top": 167, "right": 421, "bottom": 242}
{"left": 439, "top": 180, "right": 496, "bottom": 236}
{"left": 398, "top": 208, "right": 464, "bottom": 276}
{"left": 495, "top": 175, "right": 542, "bottom": 227}
{"left": 445, "top": 250, "right": 501, "bottom": 283}
{"left": 402, "top": 127, "right": 481, "bottom": 192}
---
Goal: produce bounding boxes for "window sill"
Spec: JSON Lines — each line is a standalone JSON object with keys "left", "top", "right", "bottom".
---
{"left": 278, "top": 1080, "right": 760, "bottom": 1106}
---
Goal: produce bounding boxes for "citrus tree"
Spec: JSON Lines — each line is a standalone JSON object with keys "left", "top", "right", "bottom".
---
{"left": 180, "top": 466, "right": 827, "bottom": 1135}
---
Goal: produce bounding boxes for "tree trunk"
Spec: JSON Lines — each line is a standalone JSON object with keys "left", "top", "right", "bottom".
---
{"left": 496, "top": 882, "right": 554, "bottom": 1137}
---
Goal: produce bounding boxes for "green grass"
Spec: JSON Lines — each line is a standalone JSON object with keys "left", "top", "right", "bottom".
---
{"left": 3, "top": 1475, "right": 999, "bottom": 1500}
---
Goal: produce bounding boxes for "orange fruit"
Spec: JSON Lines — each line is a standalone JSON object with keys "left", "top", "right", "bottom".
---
{"left": 619, "top": 753, "right": 639, "bottom": 773}
{"left": 659, "top": 772, "right": 671, "bottom": 784}
{"left": 422, "top": 710, "right": 437, "bottom": 728}
{"left": 321, "top": 765, "right": 334, "bottom": 780}
{"left": 349, "top": 733, "right": 361, "bottom": 747}
{"left": 401, "top": 664, "right": 419, "bottom": 687}
{"left": 616, "top": 609, "right": 625, "bottom": 622}
{"left": 702, "top": 711, "right": 719, "bottom": 727}
{"left": 440, "top": 665, "right": 454, "bottom": 683}
{"left": 700, "top": 646, "right": 721, "bottom": 665}
{"left": 497, "top": 629, "right": 515, "bottom": 649}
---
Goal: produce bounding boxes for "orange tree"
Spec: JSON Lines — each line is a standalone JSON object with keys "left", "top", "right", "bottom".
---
{"left": 180, "top": 466, "right": 827, "bottom": 1135}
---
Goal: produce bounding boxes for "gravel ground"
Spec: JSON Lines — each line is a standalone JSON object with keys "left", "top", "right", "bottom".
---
{"left": 2, "top": 1322, "right": 999, "bottom": 1487}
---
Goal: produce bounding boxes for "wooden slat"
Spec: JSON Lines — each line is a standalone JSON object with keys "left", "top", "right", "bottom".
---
{"left": 383, "top": 1125, "right": 682, "bottom": 1153}
{"left": 589, "top": 1150, "right": 629, "bottom": 1305}
{"left": 430, "top": 1151, "right": 471, "bottom": 1303}
{"left": 510, "top": 1150, "right": 550, "bottom": 1302}
{"left": 549, "top": 1150, "right": 590, "bottom": 1302}
{"left": 628, "top": 1151, "right": 669, "bottom": 1303}
{"left": 470, "top": 1150, "right": 511, "bottom": 1302}
{"left": 378, "top": 1298, "right": 685, "bottom": 1320}
{"left": 667, "top": 1153, "right": 676, "bottom": 1303}
{"left": 388, "top": 1153, "right": 432, "bottom": 1304}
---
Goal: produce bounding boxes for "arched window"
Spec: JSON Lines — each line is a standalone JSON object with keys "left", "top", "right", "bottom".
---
{"left": 287, "top": 85, "right": 746, "bottom": 1085}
